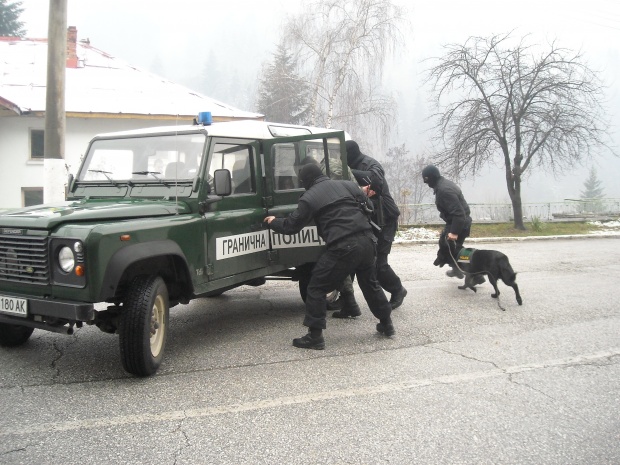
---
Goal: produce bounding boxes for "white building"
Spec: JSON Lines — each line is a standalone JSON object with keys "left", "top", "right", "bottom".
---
{"left": 0, "top": 27, "right": 263, "bottom": 209}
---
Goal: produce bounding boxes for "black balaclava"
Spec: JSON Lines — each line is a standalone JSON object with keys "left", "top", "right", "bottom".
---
{"left": 299, "top": 163, "right": 324, "bottom": 190}
{"left": 345, "top": 140, "right": 363, "bottom": 168}
{"left": 422, "top": 164, "right": 441, "bottom": 188}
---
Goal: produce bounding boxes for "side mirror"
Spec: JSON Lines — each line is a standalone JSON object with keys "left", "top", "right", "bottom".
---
{"left": 213, "top": 169, "right": 232, "bottom": 196}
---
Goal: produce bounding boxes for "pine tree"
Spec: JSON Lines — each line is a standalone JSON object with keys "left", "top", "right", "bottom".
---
{"left": 580, "top": 167, "right": 604, "bottom": 199}
{"left": 257, "top": 44, "right": 309, "bottom": 125}
{"left": 0, "top": 0, "right": 26, "bottom": 37}
{"left": 580, "top": 167, "right": 605, "bottom": 213}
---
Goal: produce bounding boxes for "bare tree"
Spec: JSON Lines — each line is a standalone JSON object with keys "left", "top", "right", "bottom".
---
{"left": 283, "top": 0, "right": 404, "bottom": 141}
{"left": 382, "top": 144, "right": 432, "bottom": 224}
{"left": 425, "top": 32, "right": 614, "bottom": 229}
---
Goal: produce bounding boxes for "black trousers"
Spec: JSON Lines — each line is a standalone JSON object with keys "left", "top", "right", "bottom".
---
{"left": 375, "top": 220, "right": 403, "bottom": 294}
{"left": 304, "top": 233, "right": 392, "bottom": 330}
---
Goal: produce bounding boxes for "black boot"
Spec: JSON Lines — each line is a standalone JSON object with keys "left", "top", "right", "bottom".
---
{"left": 376, "top": 317, "right": 395, "bottom": 337}
{"left": 389, "top": 287, "right": 408, "bottom": 310}
{"left": 293, "top": 328, "right": 325, "bottom": 350}
{"left": 332, "top": 289, "right": 361, "bottom": 318}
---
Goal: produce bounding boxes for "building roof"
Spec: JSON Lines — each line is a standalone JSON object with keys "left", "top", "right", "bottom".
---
{"left": 0, "top": 30, "right": 263, "bottom": 121}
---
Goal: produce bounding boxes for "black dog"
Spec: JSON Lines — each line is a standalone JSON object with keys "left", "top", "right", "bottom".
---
{"left": 451, "top": 247, "right": 523, "bottom": 306}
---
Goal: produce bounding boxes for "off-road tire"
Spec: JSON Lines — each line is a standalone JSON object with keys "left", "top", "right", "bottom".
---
{"left": 0, "top": 323, "right": 34, "bottom": 347}
{"left": 119, "top": 275, "right": 169, "bottom": 376}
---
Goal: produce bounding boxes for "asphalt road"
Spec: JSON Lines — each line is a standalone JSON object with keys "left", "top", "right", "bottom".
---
{"left": 1, "top": 237, "right": 619, "bottom": 465}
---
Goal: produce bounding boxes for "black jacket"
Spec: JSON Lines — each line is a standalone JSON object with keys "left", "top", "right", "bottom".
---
{"left": 346, "top": 147, "right": 400, "bottom": 224}
{"left": 270, "top": 175, "right": 373, "bottom": 246}
{"left": 433, "top": 176, "right": 472, "bottom": 234}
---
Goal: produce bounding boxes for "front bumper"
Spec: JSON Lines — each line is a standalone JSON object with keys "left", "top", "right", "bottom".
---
{"left": 0, "top": 294, "right": 94, "bottom": 326}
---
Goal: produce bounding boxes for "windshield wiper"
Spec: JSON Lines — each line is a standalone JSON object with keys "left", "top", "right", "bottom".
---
{"left": 132, "top": 171, "right": 162, "bottom": 181}
{"left": 87, "top": 169, "right": 121, "bottom": 186}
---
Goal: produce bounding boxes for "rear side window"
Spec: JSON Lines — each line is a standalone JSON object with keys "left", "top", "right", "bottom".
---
{"left": 271, "top": 137, "right": 345, "bottom": 190}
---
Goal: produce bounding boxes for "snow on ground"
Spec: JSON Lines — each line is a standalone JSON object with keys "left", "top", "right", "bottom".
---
{"left": 394, "top": 227, "right": 439, "bottom": 243}
{"left": 394, "top": 219, "right": 620, "bottom": 243}
{"left": 586, "top": 220, "right": 620, "bottom": 235}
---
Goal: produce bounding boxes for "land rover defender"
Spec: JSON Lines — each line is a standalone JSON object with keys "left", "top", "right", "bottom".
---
{"left": 0, "top": 117, "right": 348, "bottom": 376}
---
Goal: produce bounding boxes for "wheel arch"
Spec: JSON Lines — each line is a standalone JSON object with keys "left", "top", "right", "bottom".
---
{"left": 99, "top": 240, "right": 194, "bottom": 303}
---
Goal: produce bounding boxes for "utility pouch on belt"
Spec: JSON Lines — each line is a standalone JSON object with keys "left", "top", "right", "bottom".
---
{"left": 377, "top": 196, "right": 385, "bottom": 228}
{"left": 344, "top": 182, "right": 382, "bottom": 233}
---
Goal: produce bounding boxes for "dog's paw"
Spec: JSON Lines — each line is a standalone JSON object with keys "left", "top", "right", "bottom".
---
{"left": 491, "top": 293, "right": 498, "bottom": 299}
{"left": 517, "top": 298, "right": 523, "bottom": 305}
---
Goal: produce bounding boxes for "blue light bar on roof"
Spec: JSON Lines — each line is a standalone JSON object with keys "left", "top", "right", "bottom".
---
{"left": 197, "top": 111, "right": 212, "bottom": 125}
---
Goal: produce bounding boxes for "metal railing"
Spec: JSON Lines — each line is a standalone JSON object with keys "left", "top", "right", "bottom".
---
{"left": 399, "top": 199, "right": 620, "bottom": 225}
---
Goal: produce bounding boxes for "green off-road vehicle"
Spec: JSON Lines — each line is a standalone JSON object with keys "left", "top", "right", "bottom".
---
{"left": 0, "top": 117, "right": 349, "bottom": 376}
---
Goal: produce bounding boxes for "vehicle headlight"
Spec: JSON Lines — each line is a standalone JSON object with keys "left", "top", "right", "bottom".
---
{"left": 58, "top": 246, "right": 75, "bottom": 273}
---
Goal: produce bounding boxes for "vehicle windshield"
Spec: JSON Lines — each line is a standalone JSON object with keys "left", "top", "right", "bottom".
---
{"left": 77, "top": 133, "right": 206, "bottom": 182}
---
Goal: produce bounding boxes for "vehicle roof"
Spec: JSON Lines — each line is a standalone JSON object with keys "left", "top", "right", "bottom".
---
{"left": 92, "top": 120, "right": 349, "bottom": 141}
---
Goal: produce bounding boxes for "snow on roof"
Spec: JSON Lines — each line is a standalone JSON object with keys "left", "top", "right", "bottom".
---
{"left": 0, "top": 35, "right": 263, "bottom": 120}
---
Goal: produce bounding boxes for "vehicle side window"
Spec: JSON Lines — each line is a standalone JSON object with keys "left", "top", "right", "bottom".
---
{"left": 272, "top": 143, "right": 303, "bottom": 191}
{"left": 208, "top": 143, "right": 255, "bottom": 194}
{"left": 307, "top": 142, "right": 347, "bottom": 180}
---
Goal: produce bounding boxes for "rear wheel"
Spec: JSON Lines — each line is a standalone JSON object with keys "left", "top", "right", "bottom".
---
{"left": 0, "top": 324, "right": 34, "bottom": 347}
{"left": 119, "top": 275, "right": 169, "bottom": 376}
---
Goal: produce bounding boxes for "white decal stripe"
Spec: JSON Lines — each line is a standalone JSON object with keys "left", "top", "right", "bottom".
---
{"left": 270, "top": 226, "right": 324, "bottom": 249}
{"left": 215, "top": 230, "right": 269, "bottom": 260}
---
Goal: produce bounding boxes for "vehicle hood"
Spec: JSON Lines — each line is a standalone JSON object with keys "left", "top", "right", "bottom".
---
{"left": 0, "top": 200, "right": 190, "bottom": 230}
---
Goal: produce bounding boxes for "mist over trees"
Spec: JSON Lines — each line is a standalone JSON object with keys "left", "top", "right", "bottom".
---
{"left": 425, "top": 32, "right": 615, "bottom": 230}
{"left": 581, "top": 167, "right": 604, "bottom": 200}
{"left": 256, "top": 44, "right": 309, "bottom": 125}
{"left": 382, "top": 144, "right": 432, "bottom": 224}
{"left": 258, "top": 0, "right": 404, "bottom": 146}
{"left": 0, "top": 0, "right": 26, "bottom": 37}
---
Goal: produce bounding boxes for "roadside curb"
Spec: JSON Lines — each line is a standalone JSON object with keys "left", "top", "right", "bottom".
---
{"left": 394, "top": 233, "right": 620, "bottom": 246}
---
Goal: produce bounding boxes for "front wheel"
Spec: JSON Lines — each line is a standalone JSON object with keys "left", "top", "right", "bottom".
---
{"left": 0, "top": 323, "right": 34, "bottom": 347}
{"left": 119, "top": 275, "right": 169, "bottom": 376}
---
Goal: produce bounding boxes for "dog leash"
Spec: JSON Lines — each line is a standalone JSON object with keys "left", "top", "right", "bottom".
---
{"left": 444, "top": 236, "right": 507, "bottom": 311}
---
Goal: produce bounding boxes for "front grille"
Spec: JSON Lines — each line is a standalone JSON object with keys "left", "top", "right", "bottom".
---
{"left": 0, "top": 235, "right": 49, "bottom": 284}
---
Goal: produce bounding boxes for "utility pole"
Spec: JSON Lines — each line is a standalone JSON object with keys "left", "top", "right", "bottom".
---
{"left": 44, "top": 0, "right": 68, "bottom": 203}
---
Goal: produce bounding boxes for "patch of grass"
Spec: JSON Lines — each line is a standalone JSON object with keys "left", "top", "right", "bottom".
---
{"left": 469, "top": 221, "right": 599, "bottom": 237}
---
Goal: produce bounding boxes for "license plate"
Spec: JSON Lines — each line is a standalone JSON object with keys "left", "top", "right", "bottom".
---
{"left": 0, "top": 295, "right": 28, "bottom": 317}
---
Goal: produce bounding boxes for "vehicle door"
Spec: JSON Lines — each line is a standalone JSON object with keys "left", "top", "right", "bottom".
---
{"left": 203, "top": 138, "right": 269, "bottom": 282}
{"left": 262, "top": 131, "right": 347, "bottom": 267}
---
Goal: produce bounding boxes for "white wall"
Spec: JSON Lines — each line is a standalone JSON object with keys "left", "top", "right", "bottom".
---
{"left": 0, "top": 115, "right": 181, "bottom": 209}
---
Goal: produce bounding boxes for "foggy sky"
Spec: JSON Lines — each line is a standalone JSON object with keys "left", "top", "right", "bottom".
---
{"left": 15, "top": 0, "right": 620, "bottom": 203}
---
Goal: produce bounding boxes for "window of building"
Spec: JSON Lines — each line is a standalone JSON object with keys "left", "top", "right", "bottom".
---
{"left": 22, "top": 187, "right": 43, "bottom": 207}
{"left": 30, "top": 129, "right": 44, "bottom": 159}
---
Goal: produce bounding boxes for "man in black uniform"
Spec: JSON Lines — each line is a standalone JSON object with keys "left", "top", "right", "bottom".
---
{"left": 422, "top": 164, "right": 477, "bottom": 280}
{"left": 264, "top": 163, "right": 395, "bottom": 349}
{"left": 345, "top": 140, "right": 407, "bottom": 309}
